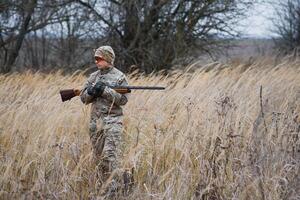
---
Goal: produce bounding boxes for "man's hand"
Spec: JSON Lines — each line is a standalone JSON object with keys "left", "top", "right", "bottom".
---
{"left": 87, "top": 81, "right": 106, "bottom": 97}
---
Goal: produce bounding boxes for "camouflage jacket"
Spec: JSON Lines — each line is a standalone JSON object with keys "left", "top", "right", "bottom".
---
{"left": 80, "top": 67, "right": 129, "bottom": 124}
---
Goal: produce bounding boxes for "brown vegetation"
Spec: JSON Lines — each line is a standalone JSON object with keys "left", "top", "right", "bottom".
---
{"left": 0, "top": 58, "right": 299, "bottom": 199}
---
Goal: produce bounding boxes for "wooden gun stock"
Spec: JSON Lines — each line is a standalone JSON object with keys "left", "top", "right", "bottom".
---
{"left": 59, "top": 89, "right": 81, "bottom": 102}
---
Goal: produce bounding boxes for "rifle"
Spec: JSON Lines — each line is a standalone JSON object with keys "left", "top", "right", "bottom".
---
{"left": 59, "top": 85, "right": 165, "bottom": 102}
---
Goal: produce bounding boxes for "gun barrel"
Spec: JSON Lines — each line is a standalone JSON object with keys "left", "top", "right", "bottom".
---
{"left": 109, "top": 86, "right": 165, "bottom": 90}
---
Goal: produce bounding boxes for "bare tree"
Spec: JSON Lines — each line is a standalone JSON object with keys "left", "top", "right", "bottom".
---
{"left": 1, "top": 0, "right": 38, "bottom": 73}
{"left": 0, "top": 0, "right": 72, "bottom": 72}
{"left": 0, "top": 0, "right": 254, "bottom": 73}
{"left": 271, "top": 0, "right": 300, "bottom": 52}
{"left": 78, "top": 0, "right": 254, "bottom": 72}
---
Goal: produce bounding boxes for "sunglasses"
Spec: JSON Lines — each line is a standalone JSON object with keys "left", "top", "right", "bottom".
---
{"left": 95, "top": 57, "right": 105, "bottom": 62}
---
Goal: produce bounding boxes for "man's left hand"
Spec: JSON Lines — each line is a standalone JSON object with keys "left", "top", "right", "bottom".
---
{"left": 87, "top": 81, "right": 106, "bottom": 97}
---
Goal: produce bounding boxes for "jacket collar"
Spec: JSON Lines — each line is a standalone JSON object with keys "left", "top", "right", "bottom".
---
{"left": 99, "top": 66, "right": 113, "bottom": 74}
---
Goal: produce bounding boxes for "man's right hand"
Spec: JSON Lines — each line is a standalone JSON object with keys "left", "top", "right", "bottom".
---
{"left": 87, "top": 81, "right": 106, "bottom": 97}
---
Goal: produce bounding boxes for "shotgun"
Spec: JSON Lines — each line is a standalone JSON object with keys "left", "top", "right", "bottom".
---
{"left": 59, "top": 85, "right": 165, "bottom": 102}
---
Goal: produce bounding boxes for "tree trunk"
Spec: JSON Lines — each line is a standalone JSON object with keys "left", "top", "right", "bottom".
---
{"left": 2, "top": 0, "right": 37, "bottom": 73}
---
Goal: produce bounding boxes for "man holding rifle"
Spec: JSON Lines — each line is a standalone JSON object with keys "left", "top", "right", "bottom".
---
{"left": 80, "top": 46, "right": 130, "bottom": 197}
{"left": 59, "top": 45, "right": 164, "bottom": 197}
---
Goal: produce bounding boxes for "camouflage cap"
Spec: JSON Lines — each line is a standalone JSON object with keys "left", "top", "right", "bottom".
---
{"left": 94, "top": 46, "right": 115, "bottom": 65}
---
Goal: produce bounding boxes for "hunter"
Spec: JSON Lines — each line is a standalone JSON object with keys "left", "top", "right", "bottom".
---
{"left": 80, "top": 46, "right": 129, "bottom": 196}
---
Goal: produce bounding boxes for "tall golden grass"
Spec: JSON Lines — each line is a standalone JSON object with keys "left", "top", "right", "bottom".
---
{"left": 0, "top": 57, "right": 299, "bottom": 199}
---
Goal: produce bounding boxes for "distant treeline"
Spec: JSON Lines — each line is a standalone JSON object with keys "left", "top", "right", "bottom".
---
{"left": 1, "top": 0, "right": 299, "bottom": 73}
{"left": 0, "top": 0, "right": 255, "bottom": 73}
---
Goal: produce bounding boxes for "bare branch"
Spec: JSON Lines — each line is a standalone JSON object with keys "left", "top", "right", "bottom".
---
{"left": 76, "top": 0, "right": 123, "bottom": 38}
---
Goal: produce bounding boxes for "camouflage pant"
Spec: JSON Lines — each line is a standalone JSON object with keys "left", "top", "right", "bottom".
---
{"left": 89, "top": 121, "right": 123, "bottom": 182}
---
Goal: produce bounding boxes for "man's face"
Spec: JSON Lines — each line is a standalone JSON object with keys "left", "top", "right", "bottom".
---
{"left": 95, "top": 56, "right": 110, "bottom": 69}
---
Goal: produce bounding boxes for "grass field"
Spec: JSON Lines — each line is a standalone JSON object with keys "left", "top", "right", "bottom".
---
{"left": 0, "top": 57, "right": 299, "bottom": 199}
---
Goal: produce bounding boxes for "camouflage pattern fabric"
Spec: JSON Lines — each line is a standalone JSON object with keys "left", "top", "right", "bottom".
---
{"left": 80, "top": 66, "right": 129, "bottom": 183}
{"left": 94, "top": 46, "right": 115, "bottom": 65}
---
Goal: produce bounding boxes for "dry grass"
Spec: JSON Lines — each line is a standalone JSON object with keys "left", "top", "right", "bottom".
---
{"left": 0, "top": 57, "right": 299, "bottom": 199}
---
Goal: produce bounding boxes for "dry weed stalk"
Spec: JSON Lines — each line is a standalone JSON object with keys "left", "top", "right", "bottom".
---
{"left": 0, "top": 58, "right": 299, "bottom": 199}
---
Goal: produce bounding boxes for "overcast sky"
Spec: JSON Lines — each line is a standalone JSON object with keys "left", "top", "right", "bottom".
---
{"left": 238, "top": 2, "right": 277, "bottom": 38}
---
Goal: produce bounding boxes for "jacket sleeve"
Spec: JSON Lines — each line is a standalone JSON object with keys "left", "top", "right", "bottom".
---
{"left": 101, "top": 74, "right": 129, "bottom": 106}
{"left": 80, "top": 73, "right": 97, "bottom": 104}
